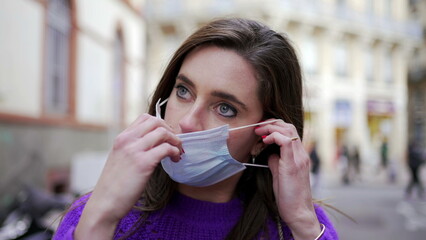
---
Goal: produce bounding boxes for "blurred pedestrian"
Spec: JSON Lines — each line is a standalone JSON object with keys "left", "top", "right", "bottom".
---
{"left": 405, "top": 142, "right": 424, "bottom": 200}
{"left": 53, "top": 18, "right": 338, "bottom": 239}
{"left": 309, "top": 141, "right": 321, "bottom": 194}
{"left": 380, "top": 138, "right": 389, "bottom": 170}
{"left": 339, "top": 145, "right": 350, "bottom": 185}
{"left": 352, "top": 147, "right": 360, "bottom": 176}
{"left": 348, "top": 146, "right": 361, "bottom": 182}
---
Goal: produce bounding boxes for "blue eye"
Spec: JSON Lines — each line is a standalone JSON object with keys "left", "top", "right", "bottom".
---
{"left": 176, "top": 85, "right": 190, "bottom": 99}
{"left": 217, "top": 103, "right": 237, "bottom": 118}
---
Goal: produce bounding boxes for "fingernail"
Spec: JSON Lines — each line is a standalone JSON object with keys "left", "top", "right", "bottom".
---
{"left": 262, "top": 135, "right": 267, "bottom": 139}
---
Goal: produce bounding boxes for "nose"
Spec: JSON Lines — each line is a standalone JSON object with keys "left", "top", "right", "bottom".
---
{"left": 178, "top": 102, "right": 205, "bottom": 133}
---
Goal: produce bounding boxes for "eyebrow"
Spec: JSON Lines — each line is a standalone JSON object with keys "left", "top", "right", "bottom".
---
{"left": 176, "top": 74, "right": 195, "bottom": 88}
{"left": 176, "top": 73, "right": 248, "bottom": 111}
{"left": 211, "top": 91, "right": 248, "bottom": 111}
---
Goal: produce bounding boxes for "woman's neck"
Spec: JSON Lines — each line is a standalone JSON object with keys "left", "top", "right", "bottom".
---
{"left": 177, "top": 173, "right": 242, "bottom": 203}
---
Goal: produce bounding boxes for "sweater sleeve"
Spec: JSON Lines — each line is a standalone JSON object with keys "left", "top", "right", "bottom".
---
{"left": 314, "top": 205, "right": 339, "bottom": 240}
{"left": 52, "top": 194, "right": 90, "bottom": 240}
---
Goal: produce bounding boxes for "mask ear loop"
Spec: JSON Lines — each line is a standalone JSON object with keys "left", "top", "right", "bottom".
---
{"left": 229, "top": 119, "right": 279, "bottom": 131}
{"left": 155, "top": 98, "right": 168, "bottom": 118}
{"left": 242, "top": 155, "right": 269, "bottom": 168}
{"left": 230, "top": 119, "right": 280, "bottom": 169}
{"left": 244, "top": 163, "right": 269, "bottom": 168}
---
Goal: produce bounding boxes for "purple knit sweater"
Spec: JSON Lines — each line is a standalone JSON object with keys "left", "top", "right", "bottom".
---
{"left": 54, "top": 193, "right": 338, "bottom": 239}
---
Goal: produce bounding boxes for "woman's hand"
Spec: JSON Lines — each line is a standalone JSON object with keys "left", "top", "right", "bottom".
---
{"left": 254, "top": 119, "right": 321, "bottom": 240}
{"left": 75, "top": 113, "right": 183, "bottom": 239}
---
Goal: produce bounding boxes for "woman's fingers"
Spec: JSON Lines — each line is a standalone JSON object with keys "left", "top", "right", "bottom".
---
{"left": 268, "top": 154, "right": 280, "bottom": 179}
{"left": 113, "top": 114, "right": 183, "bottom": 155}
{"left": 264, "top": 132, "right": 305, "bottom": 174}
{"left": 112, "top": 114, "right": 184, "bottom": 169}
{"left": 126, "top": 113, "right": 151, "bottom": 129}
{"left": 122, "top": 114, "right": 176, "bottom": 140}
{"left": 146, "top": 142, "right": 182, "bottom": 163}
{"left": 135, "top": 126, "right": 183, "bottom": 153}
{"left": 255, "top": 119, "right": 298, "bottom": 139}
{"left": 257, "top": 118, "right": 316, "bottom": 234}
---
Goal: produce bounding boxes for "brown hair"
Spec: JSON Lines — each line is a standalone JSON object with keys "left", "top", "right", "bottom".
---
{"left": 138, "top": 17, "right": 303, "bottom": 240}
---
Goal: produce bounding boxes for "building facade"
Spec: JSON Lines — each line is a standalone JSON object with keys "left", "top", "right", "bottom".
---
{"left": 144, "top": 0, "right": 423, "bottom": 182}
{"left": 0, "top": 0, "right": 146, "bottom": 195}
{"left": 408, "top": 0, "right": 426, "bottom": 151}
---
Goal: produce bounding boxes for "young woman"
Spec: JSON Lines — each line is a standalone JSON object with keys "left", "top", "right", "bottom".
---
{"left": 54, "top": 18, "right": 339, "bottom": 240}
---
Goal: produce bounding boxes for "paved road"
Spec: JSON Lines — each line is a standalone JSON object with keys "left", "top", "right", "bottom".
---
{"left": 317, "top": 183, "right": 426, "bottom": 240}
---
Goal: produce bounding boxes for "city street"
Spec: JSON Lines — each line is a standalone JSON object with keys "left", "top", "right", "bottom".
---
{"left": 318, "top": 180, "right": 426, "bottom": 240}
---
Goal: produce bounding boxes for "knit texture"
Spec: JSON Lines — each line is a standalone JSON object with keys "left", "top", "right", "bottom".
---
{"left": 53, "top": 192, "right": 338, "bottom": 239}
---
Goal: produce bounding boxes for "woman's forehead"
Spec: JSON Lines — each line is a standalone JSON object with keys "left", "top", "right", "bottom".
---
{"left": 178, "top": 46, "right": 259, "bottom": 100}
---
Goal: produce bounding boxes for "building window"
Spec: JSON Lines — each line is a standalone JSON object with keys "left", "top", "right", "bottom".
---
{"left": 384, "top": 48, "right": 393, "bottom": 84}
{"left": 385, "top": 0, "right": 393, "bottom": 19}
{"left": 301, "top": 37, "right": 318, "bottom": 75}
{"left": 335, "top": 40, "right": 348, "bottom": 77}
{"left": 112, "top": 33, "right": 124, "bottom": 129}
{"left": 44, "top": 0, "right": 71, "bottom": 116}
{"left": 366, "top": 0, "right": 374, "bottom": 16}
{"left": 413, "top": 89, "right": 425, "bottom": 143}
{"left": 160, "top": 24, "right": 180, "bottom": 59}
{"left": 365, "top": 48, "right": 373, "bottom": 82}
{"left": 334, "top": 99, "right": 352, "bottom": 128}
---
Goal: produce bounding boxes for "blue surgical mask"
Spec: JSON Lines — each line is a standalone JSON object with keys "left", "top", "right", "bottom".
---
{"left": 156, "top": 99, "right": 276, "bottom": 187}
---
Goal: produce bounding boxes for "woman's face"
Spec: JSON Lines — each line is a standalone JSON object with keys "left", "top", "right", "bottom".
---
{"left": 164, "top": 45, "right": 263, "bottom": 163}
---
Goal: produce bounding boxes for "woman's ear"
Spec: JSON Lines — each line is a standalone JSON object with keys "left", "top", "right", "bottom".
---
{"left": 250, "top": 138, "right": 266, "bottom": 156}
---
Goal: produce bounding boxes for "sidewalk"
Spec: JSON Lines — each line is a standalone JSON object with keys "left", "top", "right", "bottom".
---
{"left": 316, "top": 170, "right": 426, "bottom": 240}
